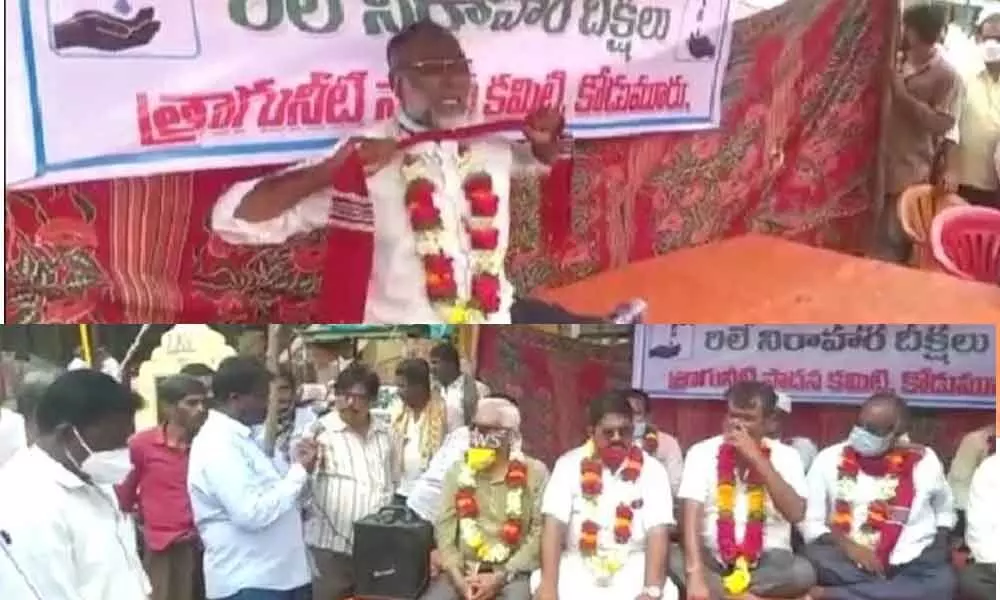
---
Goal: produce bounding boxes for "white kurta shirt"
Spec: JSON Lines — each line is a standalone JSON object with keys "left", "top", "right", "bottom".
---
{"left": 212, "top": 114, "right": 543, "bottom": 324}
{"left": 397, "top": 410, "right": 426, "bottom": 497}
{"left": 188, "top": 410, "right": 313, "bottom": 599}
{"left": 0, "top": 447, "right": 150, "bottom": 600}
{"left": 966, "top": 453, "right": 998, "bottom": 565}
{"left": 535, "top": 444, "right": 678, "bottom": 599}
{"left": 678, "top": 435, "right": 808, "bottom": 560}
{"left": 802, "top": 442, "right": 956, "bottom": 566}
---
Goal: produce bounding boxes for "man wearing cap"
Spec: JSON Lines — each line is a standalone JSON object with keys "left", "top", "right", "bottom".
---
{"left": 941, "top": 7, "right": 1000, "bottom": 206}
{"left": 769, "top": 393, "right": 819, "bottom": 471}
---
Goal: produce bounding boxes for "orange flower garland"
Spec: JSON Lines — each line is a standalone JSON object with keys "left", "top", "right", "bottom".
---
{"left": 577, "top": 441, "right": 644, "bottom": 578}
{"left": 715, "top": 443, "right": 770, "bottom": 568}
{"left": 831, "top": 446, "right": 920, "bottom": 567}
{"left": 456, "top": 455, "right": 529, "bottom": 562}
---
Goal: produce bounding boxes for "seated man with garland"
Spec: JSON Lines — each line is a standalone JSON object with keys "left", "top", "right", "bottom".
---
{"left": 532, "top": 391, "right": 679, "bottom": 600}
{"left": 423, "top": 395, "right": 548, "bottom": 600}
{"left": 802, "top": 392, "right": 956, "bottom": 600}
{"left": 676, "top": 381, "right": 816, "bottom": 600}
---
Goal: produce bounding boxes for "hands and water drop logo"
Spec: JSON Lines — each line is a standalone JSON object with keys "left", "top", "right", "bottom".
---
{"left": 51, "top": 4, "right": 161, "bottom": 52}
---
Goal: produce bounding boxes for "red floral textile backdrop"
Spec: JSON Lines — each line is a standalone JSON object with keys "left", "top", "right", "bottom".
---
{"left": 475, "top": 327, "right": 995, "bottom": 467}
{"left": 5, "top": 0, "right": 892, "bottom": 323}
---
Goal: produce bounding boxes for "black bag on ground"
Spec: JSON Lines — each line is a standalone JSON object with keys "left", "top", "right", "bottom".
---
{"left": 353, "top": 505, "right": 434, "bottom": 600}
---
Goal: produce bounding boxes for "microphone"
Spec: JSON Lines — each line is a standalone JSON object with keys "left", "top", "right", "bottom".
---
{"left": 0, "top": 530, "right": 10, "bottom": 545}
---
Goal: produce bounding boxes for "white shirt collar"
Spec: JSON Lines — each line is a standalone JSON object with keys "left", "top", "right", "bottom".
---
{"left": 24, "top": 445, "right": 88, "bottom": 490}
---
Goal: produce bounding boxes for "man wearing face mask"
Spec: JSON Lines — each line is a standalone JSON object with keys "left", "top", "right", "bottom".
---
{"left": 0, "top": 369, "right": 150, "bottom": 600}
{"left": 801, "top": 393, "right": 956, "bottom": 600}
{"left": 424, "top": 395, "right": 547, "bottom": 600}
{"left": 533, "top": 391, "right": 679, "bottom": 600}
{"left": 209, "top": 19, "right": 604, "bottom": 325}
{"left": 941, "top": 7, "right": 1000, "bottom": 206}
{"left": 187, "top": 356, "right": 320, "bottom": 600}
{"left": 676, "top": 381, "right": 814, "bottom": 600}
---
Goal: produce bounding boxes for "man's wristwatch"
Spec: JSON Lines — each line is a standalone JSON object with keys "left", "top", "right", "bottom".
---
{"left": 641, "top": 585, "right": 662, "bottom": 598}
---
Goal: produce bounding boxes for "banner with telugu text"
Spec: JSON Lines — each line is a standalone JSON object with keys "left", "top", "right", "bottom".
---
{"left": 6, "top": 0, "right": 734, "bottom": 187}
{"left": 631, "top": 325, "right": 996, "bottom": 410}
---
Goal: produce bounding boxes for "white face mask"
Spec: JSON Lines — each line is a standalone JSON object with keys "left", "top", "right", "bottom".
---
{"left": 70, "top": 428, "right": 132, "bottom": 486}
{"left": 981, "top": 39, "right": 1000, "bottom": 65}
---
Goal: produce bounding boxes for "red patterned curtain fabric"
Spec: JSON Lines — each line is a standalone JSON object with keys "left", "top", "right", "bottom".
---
{"left": 474, "top": 327, "right": 994, "bottom": 467}
{"left": 5, "top": 0, "right": 893, "bottom": 323}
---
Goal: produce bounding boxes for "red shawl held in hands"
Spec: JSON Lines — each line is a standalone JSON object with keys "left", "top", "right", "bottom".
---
{"left": 319, "top": 118, "right": 572, "bottom": 323}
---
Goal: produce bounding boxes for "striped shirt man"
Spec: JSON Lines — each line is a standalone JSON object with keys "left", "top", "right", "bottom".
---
{"left": 305, "top": 410, "right": 396, "bottom": 598}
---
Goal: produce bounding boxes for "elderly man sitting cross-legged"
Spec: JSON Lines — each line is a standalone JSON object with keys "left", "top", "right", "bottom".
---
{"left": 422, "top": 395, "right": 548, "bottom": 600}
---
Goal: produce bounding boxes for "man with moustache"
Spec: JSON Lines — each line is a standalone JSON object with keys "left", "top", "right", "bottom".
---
{"left": 118, "top": 375, "right": 209, "bottom": 600}
{"left": 306, "top": 363, "right": 396, "bottom": 600}
{"left": 532, "top": 391, "right": 679, "bottom": 600}
{"left": 187, "top": 356, "right": 319, "bottom": 600}
{"left": 802, "top": 393, "right": 956, "bottom": 600}
{"left": 210, "top": 19, "right": 590, "bottom": 324}
{"left": 393, "top": 358, "right": 449, "bottom": 504}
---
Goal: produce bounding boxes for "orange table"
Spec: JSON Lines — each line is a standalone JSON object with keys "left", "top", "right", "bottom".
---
{"left": 539, "top": 234, "right": 1000, "bottom": 322}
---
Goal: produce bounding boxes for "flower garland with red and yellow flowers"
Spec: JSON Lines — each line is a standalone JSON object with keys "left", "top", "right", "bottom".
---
{"left": 830, "top": 445, "right": 921, "bottom": 567}
{"left": 716, "top": 441, "right": 771, "bottom": 596}
{"left": 577, "top": 440, "right": 645, "bottom": 585}
{"left": 401, "top": 146, "right": 503, "bottom": 324}
{"left": 455, "top": 451, "right": 529, "bottom": 563}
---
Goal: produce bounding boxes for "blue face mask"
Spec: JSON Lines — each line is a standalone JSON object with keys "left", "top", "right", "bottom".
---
{"left": 633, "top": 420, "right": 647, "bottom": 440}
{"left": 848, "top": 426, "right": 893, "bottom": 457}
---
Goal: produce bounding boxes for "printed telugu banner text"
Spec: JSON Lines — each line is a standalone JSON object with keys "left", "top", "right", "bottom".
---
{"left": 632, "top": 324, "right": 996, "bottom": 410}
{"left": 7, "top": 0, "right": 734, "bottom": 187}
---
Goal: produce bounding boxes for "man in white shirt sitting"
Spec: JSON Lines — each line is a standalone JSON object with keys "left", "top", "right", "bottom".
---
{"left": 0, "top": 369, "right": 150, "bottom": 600}
{"left": 957, "top": 453, "right": 996, "bottom": 600}
{"left": 429, "top": 342, "right": 489, "bottom": 430}
{"left": 210, "top": 19, "right": 566, "bottom": 325}
{"left": 801, "top": 393, "right": 956, "bottom": 600}
{"left": 187, "top": 356, "right": 319, "bottom": 600}
{"left": 306, "top": 363, "right": 396, "bottom": 600}
{"left": 532, "top": 391, "right": 679, "bottom": 600}
{"left": 677, "top": 381, "right": 815, "bottom": 600}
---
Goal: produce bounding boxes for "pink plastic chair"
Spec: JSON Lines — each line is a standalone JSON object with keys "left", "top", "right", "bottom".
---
{"left": 930, "top": 205, "right": 1000, "bottom": 285}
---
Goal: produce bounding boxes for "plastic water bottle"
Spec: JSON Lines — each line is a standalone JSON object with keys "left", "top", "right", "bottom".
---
{"left": 610, "top": 298, "right": 647, "bottom": 324}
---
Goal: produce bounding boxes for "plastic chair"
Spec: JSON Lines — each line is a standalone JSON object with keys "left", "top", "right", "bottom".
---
{"left": 897, "top": 184, "right": 967, "bottom": 269}
{"left": 930, "top": 205, "right": 1000, "bottom": 285}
